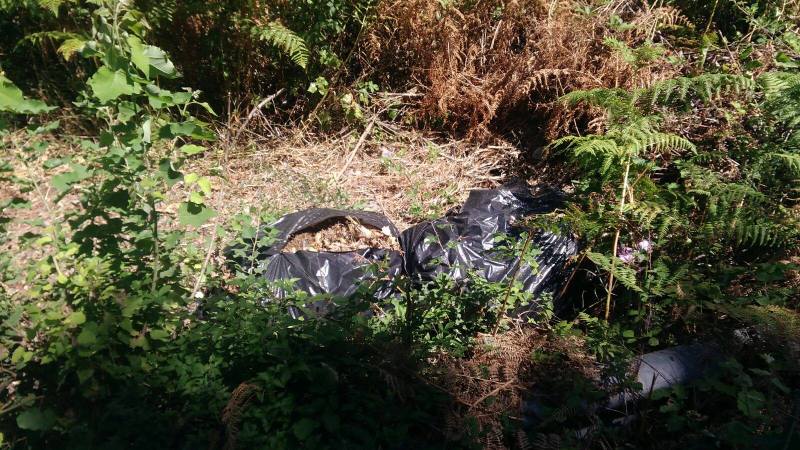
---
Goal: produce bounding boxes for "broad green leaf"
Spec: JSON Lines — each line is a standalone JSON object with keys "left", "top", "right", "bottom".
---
{"left": 141, "top": 45, "right": 178, "bottom": 78}
{"left": 127, "top": 36, "right": 150, "bottom": 76}
{"left": 87, "top": 67, "right": 137, "bottom": 103}
{"left": 189, "top": 192, "right": 204, "bottom": 204}
{"left": 10, "top": 346, "right": 32, "bottom": 364}
{"left": 159, "top": 121, "right": 215, "bottom": 140}
{"left": 180, "top": 144, "right": 206, "bottom": 156}
{"left": 51, "top": 164, "right": 92, "bottom": 194}
{"left": 622, "top": 329, "right": 634, "bottom": 338}
{"left": 196, "top": 101, "right": 217, "bottom": 116}
{"left": 77, "top": 326, "right": 97, "bottom": 346}
{"left": 0, "top": 75, "right": 54, "bottom": 114}
{"left": 16, "top": 408, "right": 56, "bottom": 431}
{"left": 737, "top": 389, "right": 765, "bottom": 417}
{"left": 197, "top": 177, "right": 212, "bottom": 195}
{"left": 147, "top": 87, "right": 192, "bottom": 108}
{"left": 77, "top": 367, "right": 94, "bottom": 383}
{"left": 128, "top": 37, "right": 178, "bottom": 79}
{"left": 122, "top": 298, "right": 143, "bottom": 318}
{"left": 158, "top": 159, "right": 183, "bottom": 187}
{"left": 178, "top": 201, "right": 216, "bottom": 227}
{"left": 43, "top": 158, "right": 66, "bottom": 169}
{"left": 130, "top": 334, "right": 150, "bottom": 349}
{"left": 771, "top": 378, "right": 791, "bottom": 394}
{"left": 117, "top": 101, "right": 137, "bottom": 122}
{"left": 64, "top": 311, "right": 86, "bottom": 328}
{"left": 149, "top": 329, "right": 170, "bottom": 341}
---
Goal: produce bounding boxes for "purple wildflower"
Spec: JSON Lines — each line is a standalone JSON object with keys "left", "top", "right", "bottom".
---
{"left": 618, "top": 246, "right": 635, "bottom": 264}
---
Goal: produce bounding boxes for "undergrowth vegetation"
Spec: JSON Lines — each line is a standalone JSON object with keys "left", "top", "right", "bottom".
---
{"left": 1, "top": 0, "right": 799, "bottom": 449}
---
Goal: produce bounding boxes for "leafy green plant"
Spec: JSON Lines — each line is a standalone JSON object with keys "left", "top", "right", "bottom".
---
{"left": 1, "top": 0, "right": 218, "bottom": 445}
{"left": 553, "top": 66, "right": 799, "bottom": 325}
{"left": 1, "top": 1, "right": 799, "bottom": 449}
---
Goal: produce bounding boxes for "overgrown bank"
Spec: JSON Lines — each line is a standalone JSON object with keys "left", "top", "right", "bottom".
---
{"left": 1, "top": 0, "right": 799, "bottom": 449}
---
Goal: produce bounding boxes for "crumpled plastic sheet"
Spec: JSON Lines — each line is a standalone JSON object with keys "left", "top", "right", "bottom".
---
{"left": 228, "top": 208, "right": 403, "bottom": 305}
{"left": 230, "top": 184, "right": 579, "bottom": 313}
{"left": 400, "top": 183, "right": 579, "bottom": 313}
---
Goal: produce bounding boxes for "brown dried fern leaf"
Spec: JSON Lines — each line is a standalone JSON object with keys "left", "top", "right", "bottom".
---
{"left": 221, "top": 382, "right": 262, "bottom": 450}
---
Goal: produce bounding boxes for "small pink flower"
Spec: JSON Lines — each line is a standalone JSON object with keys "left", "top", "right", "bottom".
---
{"left": 618, "top": 247, "right": 635, "bottom": 264}
{"left": 638, "top": 240, "right": 652, "bottom": 253}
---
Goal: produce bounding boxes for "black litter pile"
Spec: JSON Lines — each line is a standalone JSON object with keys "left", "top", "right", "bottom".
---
{"left": 228, "top": 183, "right": 579, "bottom": 314}
{"left": 400, "top": 184, "right": 579, "bottom": 315}
{"left": 231, "top": 208, "right": 404, "bottom": 301}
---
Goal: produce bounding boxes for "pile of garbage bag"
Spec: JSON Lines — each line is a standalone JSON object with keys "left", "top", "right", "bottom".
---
{"left": 227, "top": 183, "right": 579, "bottom": 313}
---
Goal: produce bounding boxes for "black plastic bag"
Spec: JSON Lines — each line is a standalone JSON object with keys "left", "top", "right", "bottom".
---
{"left": 229, "top": 208, "right": 403, "bottom": 304}
{"left": 399, "top": 183, "right": 579, "bottom": 312}
{"left": 229, "top": 184, "right": 578, "bottom": 315}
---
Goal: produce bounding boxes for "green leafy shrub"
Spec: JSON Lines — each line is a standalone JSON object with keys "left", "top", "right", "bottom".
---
{"left": 1, "top": 1, "right": 799, "bottom": 449}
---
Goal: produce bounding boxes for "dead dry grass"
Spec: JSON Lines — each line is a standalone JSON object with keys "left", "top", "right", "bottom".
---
{"left": 190, "top": 118, "right": 519, "bottom": 231}
{"left": 440, "top": 329, "right": 547, "bottom": 448}
{"left": 436, "top": 329, "right": 601, "bottom": 450}
{"left": 0, "top": 133, "right": 81, "bottom": 295}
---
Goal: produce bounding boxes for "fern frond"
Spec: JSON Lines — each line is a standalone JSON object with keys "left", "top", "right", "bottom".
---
{"left": 604, "top": 37, "right": 636, "bottom": 65}
{"left": 253, "top": 21, "right": 309, "bottom": 69}
{"left": 57, "top": 37, "right": 86, "bottom": 60}
{"left": 626, "top": 200, "right": 685, "bottom": 235}
{"left": 635, "top": 74, "right": 755, "bottom": 108}
{"left": 576, "top": 138, "right": 620, "bottom": 158}
{"left": 561, "top": 87, "right": 629, "bottom": 109}
{"left": 757, "top": 71, "right": 798, "bottom": 98}
{"left": 18, "top": 31, "right": 85, "bottom": 58}
{"left": 645, "top": 260, "right": 688, "bottom": 296}
{"left": 734, "top": 222, "right": 782, "bottom": 247}
{"left": 37, "top": 0, "right": 72, "bottom": 15}
{"left": 629, "top": 131, "right": 695, "bottom": 155}
{"left": 681, "top": 163, "right": 766, "bottom": 205}
{"left": 586, "top": 252, "right": 643, "bottom": 292}
{"left": 550, "top": 135, "right": 619, "bottom": 157}
{"left": 768, "top": 152, "right": 800, "bottom": 175}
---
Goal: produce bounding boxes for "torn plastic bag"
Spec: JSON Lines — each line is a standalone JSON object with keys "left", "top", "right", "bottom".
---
{"left": 228, "top": 208, "right": 403, "bottom": 306}
{"left": 227, "top": 184, "right": 578, "bottom": 316}
{"left": 399, "top": 183, "right": 579, "bottom": 312}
